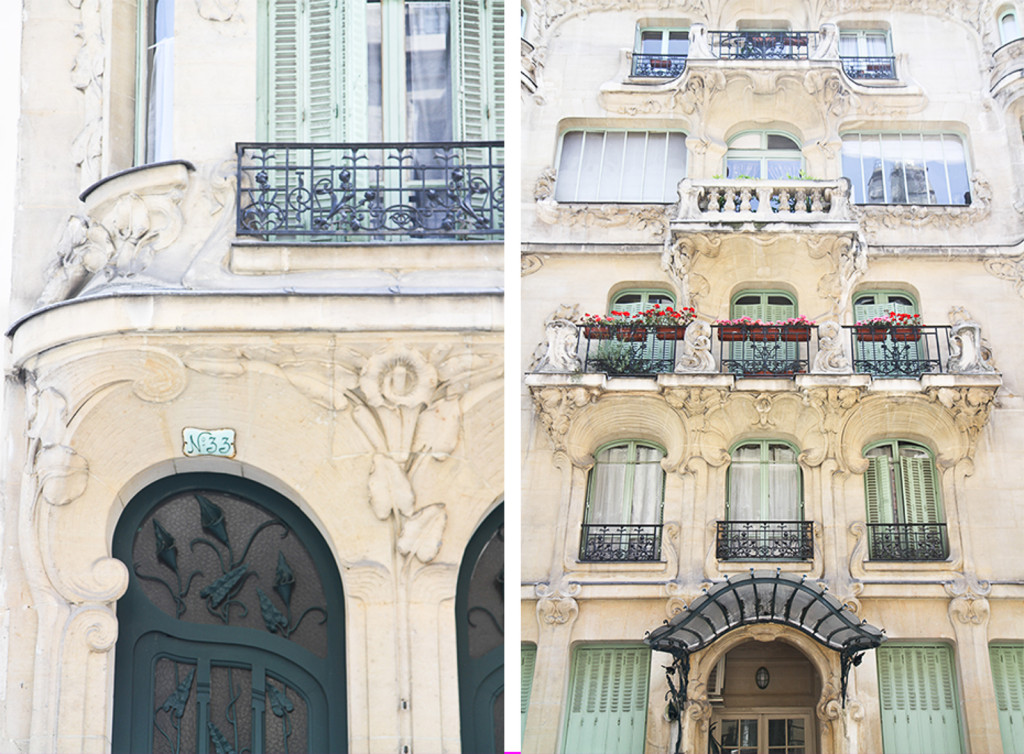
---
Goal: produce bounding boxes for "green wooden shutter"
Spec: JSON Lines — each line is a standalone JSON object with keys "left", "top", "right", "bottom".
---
{"left": 992, "top": 645, "right": 1024, "bottom": 754}
{"left": 454, "top": 0, "right": 502, "bottom": 140}
{"left": 731, "top": 299, "right": 766, "bottom": 365}
{"left": 522, "top": 644, "right": 537, "bottom": 738}
{"left": 899, "top": 457, "right": 940, "bottom": 524}
{"left": 878, "top": 645, "right": 964, "bottom": 754}
{"left": 263, "top": 0, "right": 366, "bottom": 142}
{"left": 563, "top": 646, "right": 649, "bottom": 754}
{"left": 865, "top": 456, "right": 895, "bottom": 524}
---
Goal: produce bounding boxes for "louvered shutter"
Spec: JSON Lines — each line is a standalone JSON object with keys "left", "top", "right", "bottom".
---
{"left": 899, "top": 457, "right": 940, "bottom": 524}
{"left": 853, "top": 296, "right": 919, "bottom": 374}
{"left": 264, "top": 0, "right": 365, "bottom": 142}
{"left": 992, "top": 645, "right": 1024, "bottom": 754}
{"left": 522, "top": 644, "right": 537, "bottom": 738}
{"left": 454, "top": 0, "right": 502, "bottom": 140}
{"left": 563, "top": 646, "right": 650, "bottom": 754}
{"left": 865, "top": 456, "right": 895, "bottom": 525}
{"left": 878, "top": 645, "right": 964, "bottom": 754}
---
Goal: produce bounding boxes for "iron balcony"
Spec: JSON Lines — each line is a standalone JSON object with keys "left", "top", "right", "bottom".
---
{"left": 235, "top": 141, "right": 503, "bottom": 242}
{"left": 716, "top": 520, "right": 814, "bottom": 561}
{"left": 579, "top": 524, "right": 663, "bottom": 562}
{"left": 867, "top": 523, "right": 949, "bottom": 561}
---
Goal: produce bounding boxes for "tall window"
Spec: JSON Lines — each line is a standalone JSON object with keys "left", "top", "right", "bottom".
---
{"left": 580, "top": 441, "right": 666, "bottom": 561}
{"left": 877, "top": 644, "right": 964, "bottom": 754}
{"left": 562, "top": 645, "right": 650, "bottom": 754}
{"left": 841, "top": 132, "right": 970, "bottom": 205}
{"left": 261, "top": 0, "right": 503, "bottom": 141}
{"left": 725, "top": 131, "right": 803, "bottom": 179}
{"left": 864, "top": 440, "right": 947, "bottom": 561}
{"left": 727, "top": 441, "right": 802, "bottom": 522}
{"left": 112, "top": 474, "right": 347, "bottom": 752}
{"left": 1001, "top": 10, "right": 1021, "bottom": 43}
{"left": 839, "top": 29, "right": 896, "bottom": 79}
{"left": 555, "top": 130, "right": 687, "bottom": 202}
{"left": 633, "top": 27, "right": 689, "bottom": 77}
{"left": 136, "top": 0, "right": 174, "bottom": 164}
{"left": 990, "top": 643, "right": 1024, "bottom": 753}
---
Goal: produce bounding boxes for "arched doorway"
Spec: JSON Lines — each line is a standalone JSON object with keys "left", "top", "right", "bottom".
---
{"left": 111, "top": 473, "right": 347, "bottom": 753}
{"left": 708, "top": 641, "right": 821, "bottom": 754}
{"left": 457, "top": 504, "right": 504, "bottom": 754}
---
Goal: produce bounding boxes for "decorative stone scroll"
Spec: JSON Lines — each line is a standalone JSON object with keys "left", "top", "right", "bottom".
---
{"left": 947, "top": 307, "right": 997, "bottom": 374}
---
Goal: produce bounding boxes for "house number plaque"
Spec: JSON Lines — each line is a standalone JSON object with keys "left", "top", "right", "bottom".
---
{"left": 182, "top": 428, "right": 236, "bottom": 457}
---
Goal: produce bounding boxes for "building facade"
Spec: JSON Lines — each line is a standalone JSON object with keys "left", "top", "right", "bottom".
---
{"left": 521, "top": 1, "right": 1024, "bottom": 752}
{"left": 1, "top": 1, "right": 503, "bottom": 752}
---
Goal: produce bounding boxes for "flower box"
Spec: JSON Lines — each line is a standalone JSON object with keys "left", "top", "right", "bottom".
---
{"left": 654, "top": 325, "right": 688, "bottom": 340}
{"left": 781, "top": 326, "right": 812, "bottom": 342}
{"left": 616, "top": 327, "right": 648, "bottom": 342}
{"left": 585, "top": 326, "right": 612, "bottom": 340}
{"left": 748, "top": 326, "right": 782, "bottom": 342}
{"left": 890, "top": 326, "right": 921, "bottom": 342}
{"left": 719, "top": 325, "right": 746, "bottom": 341}
{"left": 855, "top": 326, "right": 888, "bottom": 342}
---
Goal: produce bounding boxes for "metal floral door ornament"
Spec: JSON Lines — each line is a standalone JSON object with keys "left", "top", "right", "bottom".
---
{"left": 112, "top": 474, "right": 347, "bottom": 753}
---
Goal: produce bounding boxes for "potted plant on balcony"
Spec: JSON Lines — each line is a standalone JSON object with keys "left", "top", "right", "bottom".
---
{"left": 715, "top": 315, "right": 815, "bottom": 342}
{"left": 636, "top": 303, "right": 697, "bottom": 340}
{"left": 855, "top": 312, "right": 923, "bottom": 342}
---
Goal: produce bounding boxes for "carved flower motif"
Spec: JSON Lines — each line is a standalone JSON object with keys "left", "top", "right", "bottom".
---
{"left": 359, "top": 348, "right": 437, "bottom": 408}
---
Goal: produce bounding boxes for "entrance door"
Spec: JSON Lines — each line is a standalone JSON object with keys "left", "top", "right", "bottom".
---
{"left": 711, "top": 712, "right": 812, "bottom": 754}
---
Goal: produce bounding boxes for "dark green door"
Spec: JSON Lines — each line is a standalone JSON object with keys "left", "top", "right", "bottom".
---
{"left": 112, "top": 473, "right": 347, "bottom": 753}
{"left": 457, "top": 504, "right": 504, "bottom": 754}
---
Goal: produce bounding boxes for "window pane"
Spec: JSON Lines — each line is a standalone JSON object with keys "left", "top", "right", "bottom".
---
{"left": 943, "top": 136, "right": 969, "bottom": 205}
{"left": 631, "top": 446, "right": 664, "bottom": 525}
{"left": 667, "top": 31, "right": 689, "bottom": 55}
{"left": 640, "top": 30, "right": 662, "bottom": 53}
{"left": 367, "top": 4, "right": 383, "bottom": 141}
{"left": 597, "top": 132, "right": 626, "bottom": 201}
{"left": 727, "top": 159, "right": 761, "bottom": 178}
{"left": 843, "top": 132, "right": 969, "bottom": 205}
{"left": 555, "top": 132, "right": 583, "bottom": 201}
{"left": 640, "top": 132, "right": 668, "bottom": 201}
{"left": 662, "top": 132, "right": 687, "bottom": 199}
{"left": 620, "top": 132, "right": 647, "bottom": 199}
{"left": 577, "top": 133, "right": 604, "bottom": 198}
{"left": 865, "top": 33, "right": 889, "bottom": 55}
{"left": 882, "top": 134, "right": 905, "bottom": 203}
{"left": 1002, "top": 13, "right": 1020, "bottom": 42}
{"left": 730, "top": 445, "right": 762, "bottom": 520}
{"left": 767, "top": 445, "right": 800, "bottom": 519}
{"left": 767, "top": 134, "right": 800, "bottom": 150}
{"left": 767, "top": 158, "right": 801, "bottom": 180}
{"left": 405, "top": 1, "right": 452, "bottom": 141}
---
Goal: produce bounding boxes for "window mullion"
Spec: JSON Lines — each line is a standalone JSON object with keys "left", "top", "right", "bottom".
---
{"left": 380, "top": 0, "right": 407, "bottom": 141}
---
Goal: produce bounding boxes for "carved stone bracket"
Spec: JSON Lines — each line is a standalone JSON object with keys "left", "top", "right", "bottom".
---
{"left": 532, "top": 305, "right": 583, "bottom": 373}
{"left": 535, "top": 578, "right": 581, "bottom": 626}
{"left": 675, "top": 321, "right": 715, "bottom": 373}
{"left": 927, "top": 386, "right": 999, "bottom": 460}
{"left": 812, "top": 321, "right": 852, "bottom": 374}
{"left": 531, "top": 386, "right": 601, "bottom": 451}
{"left": 38, "top": 162, "right": 193, "bottom": 305}
{"left": 945, "top": 572, "right": 992, "bottom": 626}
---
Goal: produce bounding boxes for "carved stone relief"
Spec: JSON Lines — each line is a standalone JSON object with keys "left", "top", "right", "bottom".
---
{"left": 38, "top": 166, "right": 192, "bottom": 306}
{"left": 535, "top": 577, "right": 581, "bottom": 625}
{"left": 521, "top": 254, "right": 544, "bottom": 277}
{"left": 947, "top": 308, "right": 997, "bottom": 374}
{"left": 984, "top": 253, "right": 1024, "bottom": 297}
{"left": 945, "top": 572, "right": 992, "bottom": 626}
{"left": 531, "top": 386, "right": 601, "bottom": 451}
{"left": 927, "top": 386, "right": 998, "bottom": 460}
{"left": 69, "top": 0, "right": 105, "bottom": 190}
{"left": 532, "top": 305, "right": 583, "bottom": 373}
{"left": 812, "top": 321, "right": 852, "bottom": 374}
{"left": 854, "top": 175, "right": 992, "bottom": 235}
{"left": 196, "top": 0, "right": 240, "bottom": 22}
{"left": 535, "top": 199, "right": 671, "bottom": 236}
{"left": 675, "top": 320, "right": 715, "bottom": 373}
{"left": 661, "top": 233, "right": 721, "bottom": 309}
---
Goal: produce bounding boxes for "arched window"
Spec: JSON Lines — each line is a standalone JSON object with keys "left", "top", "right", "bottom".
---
{"left": 721, "top": 440, "right": 809, "bottom": 560}
{"left": 864, "top": 440, "right": 947, "bottom": 561}
{"left": 723, "top": 290, "right": 805, "bottom": 377}
{"left": 725, "top": 131, "right": 803, "bottom": 179}
{"left": 1001, "top": 9, "right": 1021, "bottom": 42}
{"left": 580, "top": 440, "right": 666, "bottom": 561}
{"left": 853, "top": 291, "right": 926, "bottom": 377}
{"left": 136, "top": 0, "right": 175, "bottom": 164}
{"left": 112, "top": 474, "right": 347, "bottom": 752}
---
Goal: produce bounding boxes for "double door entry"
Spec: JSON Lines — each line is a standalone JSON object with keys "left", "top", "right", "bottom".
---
{"left": 711, "top": 712, "right": 813, "bottom": 754}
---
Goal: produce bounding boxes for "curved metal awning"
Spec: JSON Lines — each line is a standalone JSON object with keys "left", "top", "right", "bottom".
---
{"left": 646, "top": 570, "right": 885, "bottom": 657}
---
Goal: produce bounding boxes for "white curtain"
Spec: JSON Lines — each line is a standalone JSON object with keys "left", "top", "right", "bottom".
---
{"left": 630, "top": 445, "right": 664, "bottom": 525}
{"left": 588, "top": 444, "right": 664, "bottom": 524}
{"left": 405, "top": 1, "right": 452, "bottom": 141}
{"left": 146, "top": 0, "right": 174, "bottom": 163}
{"left": 766, "top": 445, "right": 800, "bottom": 519}
{"left": 729, "top": 445, "right": 761, "bottom": 520}
{"left": 589, "top": 446, "right": 629, "bottom": 524}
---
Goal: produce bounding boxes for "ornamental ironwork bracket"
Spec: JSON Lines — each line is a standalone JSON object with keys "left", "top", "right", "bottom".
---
{"left": 840, "top": 646, "right": 864, "bottom": 708}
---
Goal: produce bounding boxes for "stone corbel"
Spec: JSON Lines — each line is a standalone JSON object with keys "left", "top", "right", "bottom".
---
{"left": 811, "top": 321, "right": 852, "bottom": 374}
{"left": 532, "top": 305, "right": 583, "bottom": 373}
{"left": 38, "top": 162, "right": 194, "bottom": 306}
{"left": 535, "top": 578, "right": 580, "bottom": 626}
{"left": 530, "top": 385, "right": 600, "bottom": 451}
{"left": 945, "top": 572, "right": 992, "bottom": 626}
{"left": 947, "top": 307, "right": 997, "bottom": 374}
{"left": 674, "top": 321, "right": 715, "bottom": 373}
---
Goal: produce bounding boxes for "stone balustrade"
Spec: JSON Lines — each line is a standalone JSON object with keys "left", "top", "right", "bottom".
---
{"left": 675, "top": 177, "right": 854, "bottom": 223}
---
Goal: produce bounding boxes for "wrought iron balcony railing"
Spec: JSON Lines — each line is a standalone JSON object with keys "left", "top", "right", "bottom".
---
{"left": 580, "top": 524, "right": 663, "bottom": 562}
{"left": 716, "top": 324, "right": 812, "bottom": 377}
{"left": 631, "top": 52, "right": 687, "bottom": 77}
{"left": 841, "top": 56, "right": 897, "bottom": 80}
{"left": 867, "top": 523, "right": 948, "bottom": 561}
{"left": 580, "top": 325, "right": 677, "bottom": 376}
{"left": 235, "top": 141, "right": 503, "bottom": 242}
{"left": 716, "top": 521, "right": 814, "bottom": 561}
{"left": 571, "top": 322, "right": 965, "bottom": 379}
{"left": 708, "top": 30, "right": 819, "bottom": 60}
{"left": 849, "top": 325, "right": 950, "bottom": 378}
